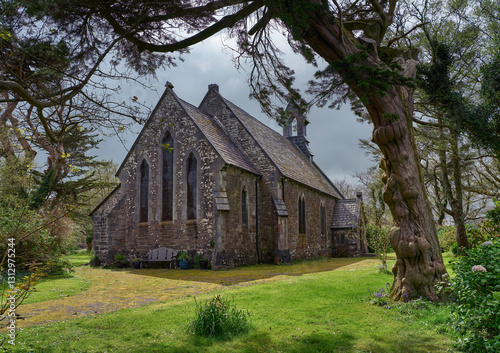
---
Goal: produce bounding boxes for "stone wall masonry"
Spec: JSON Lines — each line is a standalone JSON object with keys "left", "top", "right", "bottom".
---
{"left": 199, "top": 91, "right": 281, "bottom": 262}
{"left": 91, "top": 188, "right": 123, "bottom": 262}
{"left": 95, "top": 89, "right": 226, "bottom": 265}
{"left": 283, "top": 180, "right": 336, "bottom": 261}
{"left": 215, "top": 166, "right": 259, "bottom": 267}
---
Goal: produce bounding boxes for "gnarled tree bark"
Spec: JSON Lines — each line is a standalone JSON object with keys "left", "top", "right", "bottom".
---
{"left": 295, "top": 2, "right": 448, "bottom": 300}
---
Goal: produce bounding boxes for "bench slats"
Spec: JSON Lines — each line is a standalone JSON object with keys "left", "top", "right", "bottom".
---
{"left": 146, "top": 247, "right": 178, "bottom": 262}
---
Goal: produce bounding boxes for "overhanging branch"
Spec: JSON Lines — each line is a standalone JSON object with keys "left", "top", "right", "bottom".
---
{"left": 101, "top": 0, "right": 265, "bottom": 53}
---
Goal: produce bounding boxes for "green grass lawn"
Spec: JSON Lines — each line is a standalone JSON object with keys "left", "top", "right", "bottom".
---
{"left": 65, "top": 250, "right": 92, "bottom": 267}
{"left": 8, "top": 254, "right": 457, "bottom": 353}
{"left": 0, "top": 251, "right": 92, "bottom": 306}
{"left": 24, "top": 251, "right": 92, "bottom": 304}
{"left": 22, "top": 274, "right": 90, "bottom": 305}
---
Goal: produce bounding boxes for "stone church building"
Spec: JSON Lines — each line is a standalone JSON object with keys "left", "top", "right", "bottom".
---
{"left": 91, "top": 83, "right": 367, "bottom": 268}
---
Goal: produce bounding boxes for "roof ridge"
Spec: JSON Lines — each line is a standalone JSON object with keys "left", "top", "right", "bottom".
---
{"left": 178, "top": 97, "right": 261, "bottom": 176}
{"left": 206, "top": 109, "right": 262, "bottom": 177}
{"left": 223, "top": 98, "right": 342, "bottom": 198}
{"left": 220, "top": 98, "right": 284, "bottom": 176}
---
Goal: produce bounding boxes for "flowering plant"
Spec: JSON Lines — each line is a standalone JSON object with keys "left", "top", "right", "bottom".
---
{"left": 449, "top": 239, "right": 500, "bottom": 352}
{"left": 368, "top": 282, "right": 392, "bottom": 308}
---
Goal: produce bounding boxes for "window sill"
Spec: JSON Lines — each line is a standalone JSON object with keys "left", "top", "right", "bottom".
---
{"left": 138, "top": 222, "right": 148, "bottom": 227}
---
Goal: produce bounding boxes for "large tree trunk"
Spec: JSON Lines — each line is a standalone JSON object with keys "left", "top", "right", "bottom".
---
{"left": 295, "top": 3, "right": 448, "bottom": 301}
{"left": 447, "top": 129, "right": 470, "bottom": 252}
{"left": 436, "top": 124, "right": 470, "bottom": 252}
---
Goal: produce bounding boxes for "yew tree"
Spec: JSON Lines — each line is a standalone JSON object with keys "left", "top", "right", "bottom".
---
{"left": 1, "top": 0, "right": 451, "bottom": 300}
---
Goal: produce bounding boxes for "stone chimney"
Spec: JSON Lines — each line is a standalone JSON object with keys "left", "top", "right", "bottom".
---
{"left": 208, "top": 83, "right": 219, "bottom": 92}
{"left": 281, "top": 101, "right": 313, "bottom": 162}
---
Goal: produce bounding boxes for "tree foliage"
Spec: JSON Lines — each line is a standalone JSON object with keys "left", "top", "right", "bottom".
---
{"left": 417, "top": 42, "right": 500, "bottom": 158}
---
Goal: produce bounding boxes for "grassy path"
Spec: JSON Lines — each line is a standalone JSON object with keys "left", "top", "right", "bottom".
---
{"left": 18, "top": 257, "right": 364, "bottom": 327}
{"left": 17, "top": 267, "right": 222, "bottom": 327}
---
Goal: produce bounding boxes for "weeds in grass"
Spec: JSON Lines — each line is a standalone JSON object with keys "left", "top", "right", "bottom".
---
{"left": 394, "top": 297, "right": 430, "bottom": 320}
{"left": 368, "top": 284, "right": 445, "bottom": 327}
{"left": 377, "top": 264, "right": 392, "bottom": 275}
{"left": 189, "top": 295, "right": 250, "bottom": 340}
{"left": 368, "top": 282, "right": 392, "bottom": 308}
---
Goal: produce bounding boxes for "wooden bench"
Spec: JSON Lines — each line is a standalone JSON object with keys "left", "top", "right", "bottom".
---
{"left": 141, "top": 247, "right": 178, "bottom": 268}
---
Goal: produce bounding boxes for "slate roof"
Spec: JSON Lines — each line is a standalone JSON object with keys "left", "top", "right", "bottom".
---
{"left": 330, "top": 198, "right": 361, "bottom": 229}
{"left": 178, "top": 99, "right": 260, "bottom": 176}
{"left": 222, "top": 99, "right": 343, "bottom": 198}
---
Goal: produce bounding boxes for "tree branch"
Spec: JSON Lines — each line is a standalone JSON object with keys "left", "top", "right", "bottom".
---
{"left": 387, "top": 22, "right": 429, "bottom": 47}
{"left": 134, "top": 0, "right": 247, "bottom": 24}
{"left": 368, "top": 0, "right": 388, "bottom": 27}
{"left": 101, "top": 0, "right": 265, "bottom": 53}
{"left": 412, "top": 117, "right": 450, "bottom": 128}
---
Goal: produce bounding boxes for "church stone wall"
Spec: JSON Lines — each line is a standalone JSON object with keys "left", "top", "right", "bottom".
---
{"left": 283, "top": 181, "right": 335, "bottom": 261}
{"left": 199, "top": 89, "right": 280, "bottom": 263}
{"left": 214, "top": 166, "right": 259, "bottom": 267}
{"left": 91, "top": 188, "right": 123, "bottom": 263}
{"left": 94, "top": 89, "right": 225, "bottom": 265}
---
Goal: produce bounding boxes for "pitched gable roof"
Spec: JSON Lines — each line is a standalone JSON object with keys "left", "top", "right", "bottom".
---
{"left": 330, "top": 198, "right": 362, "bottom": 229}
{"left": 116, "top": 85, "right": 259, "bottom": 177}
{"left": 177, "top": 99, "right": 260, "bottom": 176}
{"left": 222, "top": 99, "right": 342, "bottom": 198}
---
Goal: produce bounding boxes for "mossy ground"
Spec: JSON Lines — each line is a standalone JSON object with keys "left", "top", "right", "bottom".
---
{"left": 14, "top": 257, "right": 363, "bottom": 327}
{"left": 4, "top": 255, "right": 457, "bottom": 352}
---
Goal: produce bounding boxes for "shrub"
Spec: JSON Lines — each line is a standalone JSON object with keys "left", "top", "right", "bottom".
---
{"left": 114, "top": 254, "right": 128, "bottom": 268}
{"left": 437, "top": 226, "right": 456, "bottom": 252}
{"left": 45, "top": 257, "right": 74, "bottom": 276}
{"left": 466, "top": 224, "right": 490, "bottom": 248}
{"left": 89, "top": 253, "right": 101, "bottom": 267}
{"left": 449, "top": 239, "right": 500, "bottom": 352}
{"left": 450, "top": 242, "right": 458, "bottom": 255}
{"left": 189, "top": 295, "right": 250, "bottom": 339}
{"left": 366, "top": 224, "right": 391, "bottom": 271}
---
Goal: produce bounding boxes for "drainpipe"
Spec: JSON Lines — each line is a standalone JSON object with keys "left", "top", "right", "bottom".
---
{"left": 255, "top": 178, "right": 261, "bottom": 263}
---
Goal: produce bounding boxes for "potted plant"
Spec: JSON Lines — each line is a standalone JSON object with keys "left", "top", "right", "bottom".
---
{"left": 129, "top": 255, "right": 142, "bottom": 269}
{"left": 177, "top": 251, "right": 191, "bottom": 269}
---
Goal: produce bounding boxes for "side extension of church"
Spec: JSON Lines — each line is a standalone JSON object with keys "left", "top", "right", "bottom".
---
{"left": 91, "top": 83, "right": 366, "bottom": 268}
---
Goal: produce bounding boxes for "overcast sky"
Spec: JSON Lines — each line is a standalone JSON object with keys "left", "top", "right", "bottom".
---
{"left": 96, "top": 35, "right": 374, "bottom": 184}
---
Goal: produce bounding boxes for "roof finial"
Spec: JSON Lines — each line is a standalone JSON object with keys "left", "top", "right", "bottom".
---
{"left": 166, "top": 81, "right": 174, "bottom": 89}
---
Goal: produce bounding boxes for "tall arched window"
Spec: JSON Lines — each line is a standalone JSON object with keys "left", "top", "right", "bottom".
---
{"left": 161, "top": 132, "right": 174, "bottom": 221}
{"left": 320, "top": 203, "right": 327, "bottom": 235}
{"left": 186, "top": 153, "right": 197, "bottom": 220}
{"left": 298, "top": 195, "right": 306, "bottom": 234}
{"left": 242, "top": 186, "right": 248, "bottom": 226}
{"left": 139, "top": 159, "right": 149, "bottom": 223}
